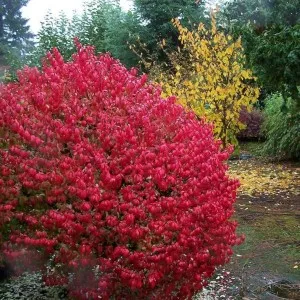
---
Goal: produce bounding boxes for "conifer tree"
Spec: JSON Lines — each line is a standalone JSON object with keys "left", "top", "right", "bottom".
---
{"left": 0, "top": 0, "right": 33, "bottom": 62}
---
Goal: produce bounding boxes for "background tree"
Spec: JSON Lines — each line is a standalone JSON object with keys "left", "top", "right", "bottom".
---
{"left": 79, "top": 0, "right": 141, "bottom": 67}
{"left": 0, "top": 0, "right": 33, "bottom": 65}
{"left": 11, "top": 0, "right": 209, "bottom": 72}
{"left": 25, "top": 0, "right": 140, "bottom": 68}
{"left": 133, "top": 0, "right": 207, "bottom": 62}
{"left": 104, "top": 9, "right": 142, "bottom": 67}
{"left": 36, "top": 12, "right": 77, "bottom": 61}
{"left": 219, "top": 0, "right": 300, "bottom": 108}
{"left": 220, "top": 0, "right": 300, "bottom": 29}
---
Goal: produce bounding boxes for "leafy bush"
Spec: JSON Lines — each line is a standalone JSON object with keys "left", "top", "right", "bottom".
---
{"left": 262, "top": 93, "right": 300, "bottom": 160}
{"left": 149, "top": 17, "right": 259, "bottom": 148}
{"left": 0, "top": 43, "right": 241, "bottom": 299}
{"left": 238, "top": 106, "right": 264, "bottom": 140}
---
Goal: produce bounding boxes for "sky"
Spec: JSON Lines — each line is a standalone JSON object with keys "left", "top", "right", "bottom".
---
{"left": 22, "top": 0, "right": 133, "bottom": 34}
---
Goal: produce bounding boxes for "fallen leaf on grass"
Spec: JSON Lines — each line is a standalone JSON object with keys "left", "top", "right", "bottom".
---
{"left": 228, "top": 160, "right": 300, "bottom": 196}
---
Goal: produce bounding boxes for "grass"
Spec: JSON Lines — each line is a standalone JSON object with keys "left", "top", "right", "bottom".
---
{"left": 235, "top": 214, "right": 300, "bottom": 278}
{"left": 239, "top": 140, "right": 265, "bottom": 157}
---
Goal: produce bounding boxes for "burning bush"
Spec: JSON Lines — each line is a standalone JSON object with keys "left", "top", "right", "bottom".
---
{"left": 0, "top": 42, "right": 241, "bottom": 299}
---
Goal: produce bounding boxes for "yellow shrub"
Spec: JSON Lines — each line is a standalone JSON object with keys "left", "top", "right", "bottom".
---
{"left": 156, "top": 16, "right": 259, "bottom": 147}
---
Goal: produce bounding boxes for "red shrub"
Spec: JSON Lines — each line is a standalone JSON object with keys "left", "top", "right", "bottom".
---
{"left": 0, "top": 43, "right": 241, "bottom": 299}
{"left": 238, "top": 106, "right": 264, "bottom": 140}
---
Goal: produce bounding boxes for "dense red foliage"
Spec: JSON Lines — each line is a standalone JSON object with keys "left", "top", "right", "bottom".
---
{"left": 238, "top": 106, "right": 264, "bottom": 140}
{"left": 0, "top": 43, "right": 241, "bottom": 299}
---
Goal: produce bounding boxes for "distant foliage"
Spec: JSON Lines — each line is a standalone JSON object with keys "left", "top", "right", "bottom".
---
{"left": 0, "top": 43, "right": 241, "bottom": 299}
{"left": 0, "top": 0, "right": 34, "bottom": 81}
{"left": 37, "top": 12, "right": 77, "bottom": 61}
{"left": 218, "top": 0, "right": 300, "bottom": 112}
{"left": 0, "top": 0, "right": 33, "bottom": 61}
{"left": 13, "top": 0, "right": 208, "bottom": 72}
{"left": 262, "top": 93, "right": 300, "bottom": 160}
{"left": 22, "top": 0, "right": 140, "bottom": 69}
{"left": 238, "top": 107, "right": 264, "bottom": 140}
{"left": 250, "top": 25, "right": 300, "bottom": 106}
{"left": 133, "top": 0, "right": 207, "bottom": 61}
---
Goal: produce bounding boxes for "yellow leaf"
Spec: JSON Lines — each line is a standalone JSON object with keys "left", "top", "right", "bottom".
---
{"left": 145, "top": 16, "right": 259, "bottom": 148}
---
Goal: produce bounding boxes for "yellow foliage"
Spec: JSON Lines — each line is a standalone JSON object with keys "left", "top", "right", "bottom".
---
{"left": 156, "top": 15, "right": 259, "bottom": 147}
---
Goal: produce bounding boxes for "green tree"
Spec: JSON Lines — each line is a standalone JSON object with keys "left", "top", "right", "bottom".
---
{"left": 0, "top": 0, "right": 33, "bottom": 63}
{"left": 219, "top": 0, "right": 300, "bottom": 108}
{"left": 104, "top": 9, "right": 141, "bottom": 67}
{"left": 78, "top": 0, "right": 111, "bottom": 53}
{"left": 220, "top": 0, "right": 300, "bottom": 29}
{"left": 133, "top": 0, "right": 207, "bottom": 60}
{"left": 37, "top": 12, "right": 76, "bottom": 60}
{"left": 26, "top": 0, "right": 140, "bottom": 68}
{"left": 252, "top": 25, "right": 300, "bottom": 108}
{"left": 79, "top": 0, "right": 140, "bottom": 66}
